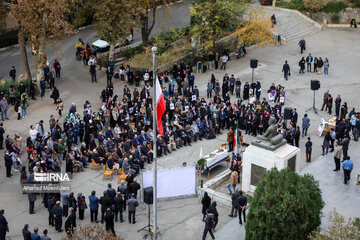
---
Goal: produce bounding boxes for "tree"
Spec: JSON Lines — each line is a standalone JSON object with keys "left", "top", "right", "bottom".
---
{"left": 189, "top": 0, "right": 246, "bottom": 53}
{"left": 246, "top": 168, "right": 324, "bottom": 240}
{"left": 235, "top": 8, "right": 276, "bottom": 48}
{"left": 11, "top": 0, "right": 73, "bottom": 85}
{"left": 310, "top": 209, "right": 360, "bottom": 240}
{"left": 94, "top": 0, "right": 140, "bottom": 59}
{"left": 303, "top": 0, "right": 326, "bottom": 12}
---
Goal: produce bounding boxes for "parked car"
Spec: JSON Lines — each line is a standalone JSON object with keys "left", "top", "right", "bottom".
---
{"left": 92, "top": 34, "right": 133, "bottom": 54}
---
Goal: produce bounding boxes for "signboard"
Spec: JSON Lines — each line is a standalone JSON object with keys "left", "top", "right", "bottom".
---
{"left": 317, "top": 118, "right": 326, "bottom": 136}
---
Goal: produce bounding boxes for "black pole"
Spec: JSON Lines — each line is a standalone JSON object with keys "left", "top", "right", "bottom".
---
{"left": 251, "top": 68, "right": 254, "bottom": 84}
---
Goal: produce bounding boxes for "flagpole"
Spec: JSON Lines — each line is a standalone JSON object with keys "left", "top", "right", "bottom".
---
{"left": 151, "top": 46, "right": 158, "bottom": 240}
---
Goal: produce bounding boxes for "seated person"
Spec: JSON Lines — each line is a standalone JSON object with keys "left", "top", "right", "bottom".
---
{"left": 106, "top": 138, "right": 115, "bottom": 152}
{"left": 80, "top": 142, "right": 92, "bottom": 162}
{"left": 140, "top": 141, "right": 153, "bottom": 163}
{"left": 74, "top": 148, "right": 88, "bottom": 168}
{"left": 106, "top": 156, "right": 115, "bottom": 170}
{"left": 92, "top": 149, "right": 106, "bottom": 164}
{"left": 105, "top": 127, "right": 114, "bottom": 139}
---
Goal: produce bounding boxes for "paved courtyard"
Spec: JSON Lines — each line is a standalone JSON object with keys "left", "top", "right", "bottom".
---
{"left": 0, "top": 26, "right": 360, "bottom": 240}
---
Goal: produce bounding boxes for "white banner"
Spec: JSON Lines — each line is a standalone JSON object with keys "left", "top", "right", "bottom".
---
{"left": 143, "top": 166, "right": 196, "bottom": 198}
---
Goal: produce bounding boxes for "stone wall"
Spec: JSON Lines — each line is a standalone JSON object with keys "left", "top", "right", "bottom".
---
{"left": 305, "top": 8, "right": 360, "bottom": 24}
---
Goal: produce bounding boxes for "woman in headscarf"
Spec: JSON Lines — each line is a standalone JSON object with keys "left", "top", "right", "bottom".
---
{"left": 201, "top": 191, "right": 211, "bottom": 221}
{"left": 208, "top": 201, "right": 219, "bottom": 230}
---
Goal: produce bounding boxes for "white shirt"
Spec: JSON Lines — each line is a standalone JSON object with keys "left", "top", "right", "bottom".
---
{"left": 88, "top": 58, "right": 96, "bottom": 66}
{"left": 221, "top": 55, "right": 228, "bottom": 63}
{"left": 29, "top": 129, "right": 38, "bottom": 141}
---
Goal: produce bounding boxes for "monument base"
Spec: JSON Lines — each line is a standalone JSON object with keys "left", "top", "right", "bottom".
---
{"left": 242, "top": 143, "right": 301, "bottom": 193}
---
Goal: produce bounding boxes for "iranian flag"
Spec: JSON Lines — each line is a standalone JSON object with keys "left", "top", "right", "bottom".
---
{"left": 234, "top": 123, "right": 240, "bottom": 154}
{"left": 156, "top": 78, "right": 166, "bottom": 136}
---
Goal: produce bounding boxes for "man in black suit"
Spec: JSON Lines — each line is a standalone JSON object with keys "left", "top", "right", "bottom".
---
{"left": 238, "top": 190, "right": 247, "bottom": 225}
{"left": 211, "top": 113, "right": 220, "bottom": 134}
{"left": 338, "top": 136, "right": 350, "bottom": 161}
{"left": 99, "top": 191, "right": 113, "bottom": 224}
{"left": 47, "top": 195, "right": 56, "bottom": 226}
{"left": 65, "top": 208, "right": 75, "bottom": 236}
{"left": 22, "top": 224, "right": 31, "bottom": 240}
{"left": 141, "top": 141, "right": 153, "bottom": 163}
{"left": 52, "top": 201, "right": 63, "bottom": 232}
{"left": 292, "top": 108, "right": 298, "bottom": 126}
{"left": 105, "top": 208, "right": 116, "bottom": 236}
{"left": 0, "top": 209, "right": 8, "bottom": 240}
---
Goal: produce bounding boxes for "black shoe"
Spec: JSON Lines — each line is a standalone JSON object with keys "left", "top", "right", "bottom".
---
{"left": 239, "top": 222, "right": 242, "bottom": 225}
{"left": 133, "top": 221, "right": 136, "bottom": 224}
{"left": 333, "top": 169, "right": 338, "bottom": 171}
{"left": 58, "top": 230, "right": 63, "bottom": 232}
{"left": 228, "top": 215, "right": 233, "bottom": 217}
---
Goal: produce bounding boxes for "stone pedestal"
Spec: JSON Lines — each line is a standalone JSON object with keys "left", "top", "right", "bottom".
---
{"left": 242, "top": 144, "right": 301, "bottom": 193}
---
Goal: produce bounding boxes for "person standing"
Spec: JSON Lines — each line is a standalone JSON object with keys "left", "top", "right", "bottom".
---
{"left": 227, "top": 127, "right": 234, "bottom": 152}
{"left": 294, "top": 126, "right": 300, "bottom": 147}
{"left": 53, "top": 59, "right": 61, "bottom": 79}
{"left": 105, "top": 208, "right": 116, "bottom": 237}
{"left": 47, "top": 195, "right": 56, "bottom": 226}
{"left": 229, "top": 189, "right": 240, "bottom": 217}
{"left": 317, "top": 57, "right": 323, "bottom": 75}
{"left": 30, "top": 228, "right": 40, "bottom": 240}
{"left": 40, "top": 229, "right": 51, "bottom": 240}
{"left": 60, "top": 192, "right": 69, "bottom": 217}
{"left": 201, "top": 192, "right": 211, "bottom": 221}
{"left": 306, "top": 53, "right": 313, "bottom": 72}
{"left": 321, "top": 90, "right": 329, "bottom": 111}
{"left": 342, "top": 156, "right": 353, "bottom": 184}
{"left": 106, "top": 66, "right": 113, "bottom": 86}
{"left": 52, "top": 201, "right": 63, "bottom": 232}
{"left": 227, "top": 169, "right": 238, "bottom": 195}
{"left": 4, "top": 151, "right": 12, "bottom": 178}
{"left": 305, "top": 137, "right": 312, "bottom": 162}
{"left": 64, "top": 208, "right": 75, "bottom": 236}
{"left": 323, "top": 58, "right": 329, "bottom": 76}
{"left": 298, "top": 37, "right": 306, "bottom": 54}
{"left": 0, "top": 209, "right": 8, "bottom": 240}
{"left": 208, "top": 202, "right": 219, "bottom": 230}
{"left": 220, "top": 54, "right": 228, "bottom": 70}
{"left": 100, "top": 192, "right": 112, "bottom": 224}
{"left": 238, "top": 190, "right": 247, "bottom": 225}
{"left": 77, "top": 193, "right": 87, "bottom": 220}
{"left": 330, "top": 128, "right": 336, "bottom": 152}
{"left": 335, "top": 95, "right": 342, "bottom": 117}
{"left": 9, "top": 66, "right": 16, "bottom": 81}
{"left": 322, "top": 132, "right": 331, "bottom": 156}
{"left": 114, "top": 192, "right": 125, "bottom": 223}
{"left": 214, "top": 52, "right": 220, "bottom": 69}
{"left": 88, "top": 191, "right": 99, "bottom": 223}
{"left": 338, "top": 136, "right": 350, "bottom": 161}
{"left": 327, "top": 94, "right": 333, "bottom": 115}
{"left": 28, "top": 192, "right": 36, "bottom": 214}
{"left": 90, "top": 62, "right": 97, "bottom": 83}
{"left": 202, "top": 210, "right": 215, "bottom": 240}
{"left": 127, "top": 193, "right": 139, "bottom": 224}
{"left": 299, "top": 57, "right": 305, "bottom": 74}
{"left": 282, "top": 60, "right": 290, "bottom": 80}
{"left": 188, "top": 72, "right": 195, "bottom": 92}
{"left": 301, "top": 114, "right": 310, "bottom": 137}
{"left": 0, "top": 97, "right": 9, "bottom": 121}
{"left": 333, "top": 142, "right": 342, "bottom": 171}
{"left": 40, "top": 78, "right": 46, "bottom": 98}
{"left": 22, "top": 224, "right": 31, "bottom": 240}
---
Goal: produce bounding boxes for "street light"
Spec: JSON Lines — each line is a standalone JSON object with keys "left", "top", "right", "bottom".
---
{"left": 151, "top": 45, "right": 158, "bottom": 240}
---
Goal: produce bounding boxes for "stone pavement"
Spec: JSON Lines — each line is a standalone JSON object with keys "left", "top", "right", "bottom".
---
{"left": 0, "top": 27, "right": 360, "bottom": 240}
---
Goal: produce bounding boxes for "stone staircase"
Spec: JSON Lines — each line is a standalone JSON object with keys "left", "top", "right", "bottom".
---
{"left": 263, "top": 7, "right": 322, "bottom": 42}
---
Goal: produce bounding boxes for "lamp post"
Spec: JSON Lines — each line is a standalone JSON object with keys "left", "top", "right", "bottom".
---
{"left": 151, "top": 46, "right": 158, "bottom": 240}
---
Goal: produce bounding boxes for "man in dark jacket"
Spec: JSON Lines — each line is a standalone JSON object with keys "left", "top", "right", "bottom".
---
{"left": 114, "top": 192, "right": 125, "bottom": 222}
{"left": 22, "top": 224, "right": 31, "bottom": 240}
{"left": 64, "top": 208, "right": 75, "bottom": 236}
{"left": 338, "top": 136, "right": 350, "bottom": 161}
{"left": 28, "top": 193, "right": 36, "bottom": 214}
{"left": 238, "top": 190, "right": 247, "bottom": 225}
{"left": 128, "top": 178, "right": 140, "bottom": 199}
{"left": 282, "top": 60, "right": 290, "bottom": 80}
{"left": 4, "top": 151, "right": 12, "bottom": 178}
{"left": 52, "top": 201, "right": 63, "bottom": 232}
{"left": 0, "top": 209, "right": 8, "bottom": 240}
{"left": 202, "top": 210, "right": 215, "bottom": 240}
{"left": 229, "top": 189, "right": 240, "bottom": 217}
{"left": 99, "top": 192, "right": 112, "bottom": 224}
{"left": 47, "top": 195, "right": 56, "bottom": 226}
{"left": 105, "top": 208, "right": 116, "bottom": 236}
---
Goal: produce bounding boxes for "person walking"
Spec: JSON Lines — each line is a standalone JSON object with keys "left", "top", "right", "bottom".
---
{"left": 298, "top": 57, "right": 305, "bottom": 74}
{"left": 208, "top": 202, "right": 219, "bottom": 230}
{"left": 333, "top": 142, "right": 342, "bottom": 171}
{"left": 52, "top": 201, "right": 63, "bottom": 232}
{"left": 127, "top": 193, "right": 139, "bottom": 224}
{"left": 227, "top": 169, "right": 238, "bottom": 194}
{"left": 306, "top": 53, "right": 313, "bottom": 72}
{"left": 9, "top": 66, "right": 16, "bottom": 81}
{"left": 88, "top": 191, "right": 99, "bottom": 223}
{"left": 202, "top": 210, "right": 215, "bottom": 240}
{"left": 0, "top": 209, "right": 8, "bottom": 240}
{"left": 322, "top": 132, "right": 331, "bottom": 156}
{"left": 201, "top": 191, "right": 211, "bottom": 221}
{"left": 342, "top": 156, "right": 353, "bottom": 184}
{"left": 105, "top": 208, "right": 116, "bottom": 237}
{"left": 229, "top": 189, "right": 240, "bottom": 217}
{"left": 238, "top": 190, "right": 247, "bottom": 225}
{"left": 323, "top": 58, "right": 329, "bottom": 76}
{"left": 89, "top": 62, "right": 97, "bottom": 83}
{"left": 298, "top": 37, "right": 306, "bottom": 54}
{"left": 305, "top": 137, "right": 312, "bottom": 162}
{"left": 53, "top": 59, "right": 61, "bottom": 79}
{"left": 282, "top": 60, "right": 290, "bottom": 80}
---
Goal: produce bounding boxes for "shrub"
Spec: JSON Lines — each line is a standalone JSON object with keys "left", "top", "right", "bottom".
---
{"left": 246, "top": 168, "right": 324, "bottom": 240}
{"left": 123, "top": 44, "right": 144, "bottom": 60}
{"left": 0, "top": 29, "right": 19, "bottom": 48}
{"left": 303, "top": 0, "right": 326, "bottom": 11}
{"left": 353, "top": 0, "right": 360, "bottom": 7}
{"left": 331, "top": 14, "right": 340, "bottom": 23}
{"left": 323, "top": 1, "right": 348, "bottom": 13}
{"left": 0, "top": 78, "right": 31, "bottom": 100}
{"left": 289, "top": 0, "right": 305, "bottom": 11}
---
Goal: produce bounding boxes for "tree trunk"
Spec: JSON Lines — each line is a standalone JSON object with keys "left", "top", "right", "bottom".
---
{"left": 140, "top": 15, "right": 149, "bottom": 46}
{"left": 109, "top": 43, "right": 115, "bottom": 60}
{"left": 35, "top": 36, "right": 45, "bottom": 88}
{"left": 272, "top": 0, "right": 276, "bottom": 7}
{"left": 18, "top": 36, "right": 32, "bottom": 81}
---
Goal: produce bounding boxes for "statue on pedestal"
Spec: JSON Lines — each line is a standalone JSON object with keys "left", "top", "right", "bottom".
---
{"left": 251, "top": 117, "right": 286, "bottom": 151}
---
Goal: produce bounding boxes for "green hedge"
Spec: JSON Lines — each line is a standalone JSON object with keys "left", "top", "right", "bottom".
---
{"left": 0, "top": 29, "right": 18, "bottom": 48}
{"left": 0, "top": 78, "right": 31, "bottom": 100}
{"left": 276, "top": 0, "right": 305, "bottom": 11}
{"left": 323, "top": 1, "right": 348, "bottom": 13}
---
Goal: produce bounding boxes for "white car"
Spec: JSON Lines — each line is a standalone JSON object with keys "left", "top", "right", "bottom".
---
{"left": 92, "top": 34, "right": 133, "bottom": 53}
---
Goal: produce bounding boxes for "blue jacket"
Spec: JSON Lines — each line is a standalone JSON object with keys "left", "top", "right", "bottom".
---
{"left": 88, "top": 195, "right": 99, "bottom": 210}
{"left": 302, "top": 117, "right": 310, "bottom": 128}
{"left": 305, "top": 140, "right": 312, "bottom": 152}
{"left": 31, "top": 233, "right": 40, "bottom": 240}
{"left": 342, "top": 160, "right": 353, "bottom": 171}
